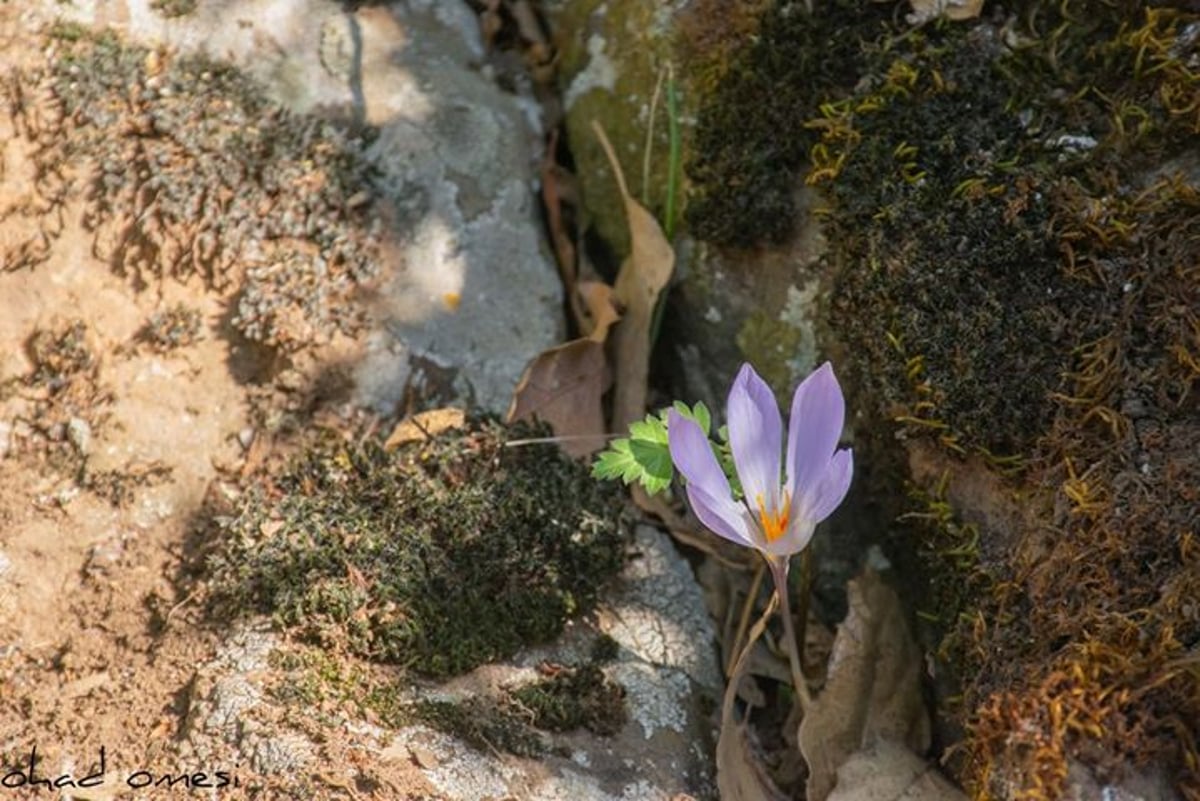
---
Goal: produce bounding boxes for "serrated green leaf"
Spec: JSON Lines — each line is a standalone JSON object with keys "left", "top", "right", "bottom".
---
{"left": 629, "top": 437, "right": 673, "bottom": 488}
{"left": 629, "top": 414, "right": 668, "bottom": 444}
{"left": 592, "top": 438, "right": 638, "bottom": 484}
{"left": 668, "top": 400, "right": 712, "bottom": 436}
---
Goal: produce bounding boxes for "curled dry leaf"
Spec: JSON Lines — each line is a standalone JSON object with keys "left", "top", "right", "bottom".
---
{"left": 506, "top": 281, "right": 618, "bottom": 458}
{"left": 798, "top": 569, "right": 932, "bottom": 801}
{"left": 717, "top": 593, "right": 790, "bottom": 801}
{"left": 578, "top": 280, "right": 620, "bottom": 342}
{"left": 384, "top": 408, "right": 466, "bottom": 449}
{"left": 507, "top": 339, "right": 611, "bottom": 458}
{"left": 591, "top": 121, "right": 675, "bottom": 429}
{"left": 827, "top": 741, "right": 967, "bottom": 801}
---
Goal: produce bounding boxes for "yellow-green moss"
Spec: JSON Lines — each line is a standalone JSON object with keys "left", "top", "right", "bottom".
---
{"left": 690, "top": 1, "right": 1200, "bottom": 797}
{"left": 790, "top": 3, "right": 1199, "bottom": 797}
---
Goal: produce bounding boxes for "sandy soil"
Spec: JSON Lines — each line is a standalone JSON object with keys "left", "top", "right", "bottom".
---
{"left": 0, "top": 6, "right": 442, "bottom": 797}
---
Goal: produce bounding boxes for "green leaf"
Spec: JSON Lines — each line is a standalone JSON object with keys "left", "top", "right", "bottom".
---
{"left": 667, "top": 400, "right": 711, "bottom": 436}
{"left": 628, "top": 437, "right": 673, "bottom": 494}
{"left": 592, "top": 416, "right": 674, "bottom": 495}
{"left": 592, "top": 438, "right": 640, "bottom": 484}
{"left": 628, "top": 413, "right": 668, "bottom": 444}
{"left": 592, "top": 401, "right": 716, "bottom": 496}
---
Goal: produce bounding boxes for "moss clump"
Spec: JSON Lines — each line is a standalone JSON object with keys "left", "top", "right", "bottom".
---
{"left": 685, "top": 0, "right": 894, "bottom": 245}
{"left": 744, "top": 2, "right": 1200, "bottom": 797}
{"left": 409, "top": 698, "right": 547, "bottom": 758}
{"left": 510, "top": 638, "right": 627, "bottom": 737}
{"left": 206, "top": 416, "right": 628, "bottom": 678}
{"left": 511, "top": 662, "right": 626, "bottom": 736}
{"left": 138, "top": 304, "right": 203, "bottom": 352}
{"left": 269, "top": 639, "right": 626, "bottom": 758}
{"left": 150, "top": 0, "right": 197, "bottom": 17}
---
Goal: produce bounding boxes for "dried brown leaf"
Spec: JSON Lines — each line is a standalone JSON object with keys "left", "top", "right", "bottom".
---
{"left": 578, "top": 279, "right": 620, "bottom": 342}
{"left": 384, "top": 408, "right": 466, "bottom": 449}
{"left": 506, "top": 338, "right": 610, "bottom": 457}
{"left": 827, "top": 741, "right": 966, "bottom": 801}
{"left": 798, "top": 569, "right": 931, "bottom": 801}
{"left": 592, "top": 121, "right": 675, "bottom": 429}
{"left": 541, "top": 128, "right": 580, "bottom": 312}
{"left": 717, "top": 593, "right": 790, "bottom": 801}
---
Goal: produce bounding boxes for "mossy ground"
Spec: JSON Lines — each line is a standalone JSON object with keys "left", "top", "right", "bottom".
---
{"left": 268, "top": 632, "right": 627, "bottom": 758}
{"left": 687, "top": 2, "right": 1199, "bottom": 798}
{"left": 16, "top": 25, "right": 381, "bottom": 352}
{"left": 205, "top": 415, "right": 629, "bottom": 678}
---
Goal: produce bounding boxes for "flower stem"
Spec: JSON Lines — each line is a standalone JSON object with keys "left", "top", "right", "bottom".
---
{"left": 767, "top": 555, "right": 811, "bottom": 712}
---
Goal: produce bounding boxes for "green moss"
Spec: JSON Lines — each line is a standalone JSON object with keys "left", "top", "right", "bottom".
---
{"left": 761, "top": 2, "right": 1200, "bottom": 796}
{"left": 686, "top": 0, "right": 894, "bottom": 245}
{"left": 509, "top": 639, "right": 629, "bottom": 737}
{"left": 735, "top": 310, "right": 803, "bottom": 394}
{"left": 419, "top": 698, "right": 550, "bottom": 757}
{"left": 267, "top": 640, "right": 627, "bottom": 758}
{"left": 206, "top": 415, "right": 629, "bottom": 678}
{"left": 511, "top": 663, "right": 626, "bottom": 736}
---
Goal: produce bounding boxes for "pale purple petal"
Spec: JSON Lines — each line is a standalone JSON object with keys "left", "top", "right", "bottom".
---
{"left": 726, "top": 364, "right": 784, "bottom": 514}
{"left": 685, "top": 481, "right": 754, "bottom": 548}
{"left": 761, "top": 518, "right": 817, "bottom": 558}
{"left": 798, "top": 448, "right": 854, "bottom": 524}
{"left": 786, "top": 362, "right": 846, "bottom": 497}
{"left": 668, "top": 411, "right": 753, "bottom": 546}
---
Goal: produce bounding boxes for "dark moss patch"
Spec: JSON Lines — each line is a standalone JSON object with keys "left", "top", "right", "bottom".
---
{"left": 409, "top": 698, "right": 547, "bottom": 758}
{"left": 759, "top": 2, "right": 1200, "bottom": 797}
{"left": 685, "top": 0, "right": 895, "bottom": 245}
{"left": 511, "top": 662, "right": 626, "bottom": 736}
{"left": 150, "top": 0, "right": 197, "bottom": 17}
{"left": 206, "top": 416, "right": 628, "bottom": 678}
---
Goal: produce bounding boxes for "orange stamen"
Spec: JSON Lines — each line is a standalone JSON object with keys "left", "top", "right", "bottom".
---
{"left": 755, "top": 490, "right": 791, "bottom": 542}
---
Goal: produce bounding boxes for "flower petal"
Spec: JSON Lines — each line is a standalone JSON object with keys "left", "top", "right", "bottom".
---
{"left": 761, "top": 517, "right": 817, "bottom": 557}
{"left": 799, "top": 447, "right": 854, "bottom": 524}
{"left": 686, "top": 481, "right": 754, "bottom": 548}
{"left": 786, "top": 362, "right": 846, "bottom": 497}
{"left": 667, "top": 410, "right": 752, "bottom": 547}
{"left": 726, "top": 363, "right": 784, "bottom": 514}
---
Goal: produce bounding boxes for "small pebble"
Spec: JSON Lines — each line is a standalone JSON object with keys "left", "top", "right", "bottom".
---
{"left": 67, "top": 417, "right": 92, "bottom": 455}
{"left": 237, "top": 427, "right": 256, "bottom": 450}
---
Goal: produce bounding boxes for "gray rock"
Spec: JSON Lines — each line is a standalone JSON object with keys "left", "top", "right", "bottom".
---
{"left": 183, "top": 527, "right": 720, "bottom": 798}
{"left": 182, "top": 624, "right": 318, "bottom": 775}
{"left": 66, "top": 417, "right": 91, "bottom": 456}
{"left": 548, "top": 0, "right": 832, "bottom": 407}
{"left": 388, "top": 524, "right": 720, "bottom": 800}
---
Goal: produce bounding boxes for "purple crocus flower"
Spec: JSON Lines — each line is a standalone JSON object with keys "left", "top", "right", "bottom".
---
{"left": 667, "top": 362, "right": 853, "bottom": 560}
